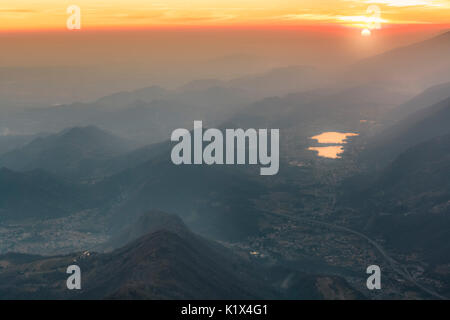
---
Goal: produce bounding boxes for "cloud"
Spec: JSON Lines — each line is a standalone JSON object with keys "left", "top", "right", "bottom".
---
{"left": 168, "top": 13, "right": 237, "bottom": 22}
{"left": 0, "top": 9, "right": 36, "bottom": 13}
{"left": 277, "top": 13, "right": 389, "bottom": 25}
{"left": 337, "top": 15, "right": 388, "bottom": 23}
{"left": 362, "top": 0, "right": 445, "bottom": 7}
{"left": 277, "top": 13, "right": 336, "bottom": 21}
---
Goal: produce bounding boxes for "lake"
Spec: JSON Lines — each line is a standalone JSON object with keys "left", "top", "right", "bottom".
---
{"left": 310, "top": 132, "right": 359, "bottom": 144}
{"left": 308, "top": 132, "right": 358, "bottom": 159}
{"left": 308, "top": 146, "right": 344, "bottom": 159}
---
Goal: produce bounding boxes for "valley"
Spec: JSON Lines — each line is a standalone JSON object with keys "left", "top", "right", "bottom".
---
{"left": 1, "top": 133, "right": 447, "bottom": 299}
{"left": 0, "top": 30, "right": 449, "bottom": 300}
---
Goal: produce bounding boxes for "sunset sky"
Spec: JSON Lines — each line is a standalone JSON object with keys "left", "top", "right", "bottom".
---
{"left": 1, "top": 0, "right": 449, "bottom": 31}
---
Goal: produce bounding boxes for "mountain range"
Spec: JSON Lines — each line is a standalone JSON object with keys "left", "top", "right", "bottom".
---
{"left": 346, "top": 134, "right": 450, "bottom": 266}
{"left": 0, "top": 126, "right": 134, "bottom": 179}
{"left": 361, "top": 96, "right": 450, "bottom": 167}
{"left": 350, "top": 31, "right": 450, "bottom": 88}
{"left": 1, "top": 30, "right": 450, "bottom": 300}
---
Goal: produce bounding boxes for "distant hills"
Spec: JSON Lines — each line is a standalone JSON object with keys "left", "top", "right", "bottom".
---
{"left": 226, "top": 83, "right": 409, "bottom": 160}
{"left": 93, "top": 86, "right": 170, "bottom": 110}
{"left": 351, "top": 31, "right": 450, "bottom": 88}
{"left": 4, "top": 31, "right": 450, "bottom": 145}
{"left": 228, "top": 66, "right": 324, "bottom": 98}
{"left": 0, "top": 126, "right": 134, "bottom": 179}
{"left": 340, "top": 86, "right": 450, "bottom": 265}
{"left": 0, "top": 132, "right": 48, "bottom": 156}
{"left": 1, "top": 30, "right": 450, "bottom": 300}
{"left": 350, "top": 134, "right": 450, "bottom": 264}
{"left": 4, "top": 81, "right": 256, "bottom": 145}
{"left": 362, "top": 96, "right": 450, "bottom": 167}
{"left": 180, "top": 65, "right": 325, "bottom": 98}
{"left": 231, "top": 83, "right": 409, "bottom": 128}
{"left": 0, "top": 125, "right": 271, "bottom": 241}
{"left": 387, "top": 81, "right": 450, "bottom": 122}
{"left": 101, "top": 149, "right": 269, "bottom": 241}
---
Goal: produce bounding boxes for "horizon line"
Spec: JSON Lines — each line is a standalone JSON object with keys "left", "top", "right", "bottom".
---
{"left": 1, "top": 23, "right": 449, "bottom": 34}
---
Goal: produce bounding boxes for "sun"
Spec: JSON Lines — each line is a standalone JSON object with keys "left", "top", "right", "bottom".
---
{"left": 361, "top": 28, "right": 372, "bottom": 37}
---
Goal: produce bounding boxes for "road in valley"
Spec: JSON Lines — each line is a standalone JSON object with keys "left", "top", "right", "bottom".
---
{"left": 266, "top": 211, "right": 447, "bottom": 300}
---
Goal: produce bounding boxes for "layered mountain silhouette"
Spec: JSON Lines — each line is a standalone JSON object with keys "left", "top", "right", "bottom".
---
{"left": 0, "top": 126, "right": 133, "bottom": 179}
{"left": 94, "top": 86, "right": 170, "bottom": 110}
{"left": 227, "top": 84, "right": 408, "bottom": 142}
{"left": 351, "top": 134, "right": 450, "bottom": 264}
{"left": 0, "top": 133, "right": 48, "bottom": 156}
{"left": 180, "top": 65, "right": 325, "bottom": 98}
{"left": 228, "top": 65, "right": 324, "bottom": 98}
{"left": 6, "top": 83, "right": 256, "bottom": 145}
{"left": 362, "top": 96, "right": 450, "bottom": 167}
{"left": 388, "top": 81, "right": 450, "bottom": 122}
{"left": 351, "top": 31, "right": 450, "bottom": 87}
{"left": 100, "top": 149, "right": 268, "bottom": 241}
{"left": 1, "top": 30, "right": 450, "bottom": 300}
{"left": 0, "top": 125, "right": 272, "bottom": 241}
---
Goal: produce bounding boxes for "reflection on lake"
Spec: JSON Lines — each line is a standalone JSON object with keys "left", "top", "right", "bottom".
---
{"left": 308, "top": 146, "right": 344, "bottom": 159}
{"left": 310, "top": 132, "right": 359, "bottom": 144}
{"left": 308, "top": 131, "right": 359, "bottom": 159}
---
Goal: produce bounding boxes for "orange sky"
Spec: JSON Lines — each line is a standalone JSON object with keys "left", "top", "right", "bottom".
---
{"left": 1, "top": 0, "right": 449, "bottom": 32}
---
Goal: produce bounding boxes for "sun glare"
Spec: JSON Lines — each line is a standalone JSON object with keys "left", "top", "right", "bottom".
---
{"left": 361, "top": 28, "right": 372, "bottom": 36}
{"left": 0, "top": 0, "right": 448, "bottom": 31}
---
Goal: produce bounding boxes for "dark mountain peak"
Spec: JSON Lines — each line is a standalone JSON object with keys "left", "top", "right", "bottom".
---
{"left": 0, "top": 125, "right": 134, "bottom": 178}
{"left": 117, "top": 229, "right": 187, "bottom": 257}
{"left": 106, "top": 210, "right": 189, "bottom": 250}
{"left": 84, "top": 226, "right": 273, "bottom": 300}
{"left": 0, "top": 222, "right": 275, "bottom": 299}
